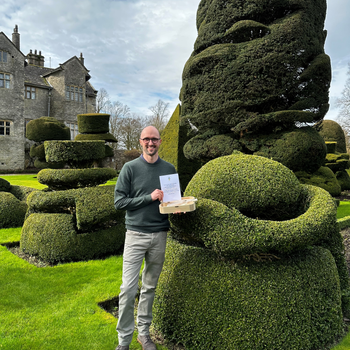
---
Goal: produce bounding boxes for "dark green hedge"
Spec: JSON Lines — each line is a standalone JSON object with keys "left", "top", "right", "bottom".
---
{"left": 30, "top": 144, "right": 45, "bottom": 158}
{"left": 21, "top": 213, "right": 125, "bottom": 263}
{"left": 154, "top": 240, "right": 344, "bottom": 350}
{"left": 318, "top": 120, "right": 347, "bottom": 153}
{"left": 44, "top": 140, "right": 106, "bottom": 166}
{"left": 26, "top": 185, "right": 123, "bottom": 231}
{"left": 26, "top": 117, "right": 70, "bottom": 142}
{"left": 37, "top": 168, "right": 117, "bottom": 190}
{"left": 0, "top": 192, "right": 27, "bottom": 228}
{"left": 75, "top": 133, "right": 117, "bottom": 143}
{"left": 77, "top": 113, "right": 110, "bottom": 134}
{"left": 295, "top": 166, "right": 341, "bottom": 197}
{"left": 0, "top": 178, "right": 11, "bottom": 192}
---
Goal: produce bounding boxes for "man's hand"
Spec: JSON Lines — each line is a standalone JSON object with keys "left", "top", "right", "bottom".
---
{"left": 151, "top": 189, "right": 164, "bottom": 202}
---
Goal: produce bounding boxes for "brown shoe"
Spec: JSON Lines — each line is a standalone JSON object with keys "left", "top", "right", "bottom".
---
{"left": 137, "top": 334, "right": 156, "bottom": 350}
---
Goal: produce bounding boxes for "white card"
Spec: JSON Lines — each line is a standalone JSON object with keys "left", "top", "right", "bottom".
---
{"left": 159, "top": 173, "right": 181, "bottom": 202}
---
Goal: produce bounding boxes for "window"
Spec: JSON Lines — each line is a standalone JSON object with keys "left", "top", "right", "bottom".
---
{"left": 66, "top": 85, "right": 83, "bottom": 102}
{"left": 0, "top": 51, "right": 8, "bottom": 63}
{"left": 65, "top": 122, "right": 79, "bottom": 139}
{"left": 25, "top": 86, "right": 36, "bottom": 99}
{"left": 0, "top": 73, "right": 10, "bottom": 88}
{"left": 0, "top": 120, "right": 11, "bottom": 135}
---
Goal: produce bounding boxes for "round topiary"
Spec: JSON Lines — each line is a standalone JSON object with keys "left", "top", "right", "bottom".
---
{"left": 26, "top": 117, "right": 70, "bottom": 142}
{"left": 77, "top": 113, "right": 110, "bottom": 134}
{"left": 318, "top": 119, "right": 347, "bottom": 153}
{"left": 186, "top": 152, "right": 302, "bottom": 220}
{"left": 0, "top": 192, "right": 27, "bottom": 228}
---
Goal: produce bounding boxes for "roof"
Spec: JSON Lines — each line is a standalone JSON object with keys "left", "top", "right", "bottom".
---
{"left": 0, "top": 31, "right": 25, "bottom": 57}
{"left": 24, "top": 65, "right": 53, "bottom": 88}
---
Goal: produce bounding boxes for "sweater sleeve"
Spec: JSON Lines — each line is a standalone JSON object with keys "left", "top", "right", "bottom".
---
{"left": 114, "top": 163, "right": 153, "bottom": 211}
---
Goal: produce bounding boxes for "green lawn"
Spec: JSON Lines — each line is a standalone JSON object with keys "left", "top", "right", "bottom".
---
{"left": 1, "top": 175, "right": 350, "bottom": 349}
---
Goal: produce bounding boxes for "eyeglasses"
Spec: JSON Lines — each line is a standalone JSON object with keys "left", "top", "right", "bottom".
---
{"left": 140, "top": 138, "right": 160, "bottom": 143}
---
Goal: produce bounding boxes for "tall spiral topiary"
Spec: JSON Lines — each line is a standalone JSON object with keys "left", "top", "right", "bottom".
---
{"left": 179, "top": 0, "right": 330, "bottom": 172}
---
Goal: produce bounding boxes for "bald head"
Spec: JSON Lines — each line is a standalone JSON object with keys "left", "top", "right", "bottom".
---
{"left": 140, "top": 126, "right": 160, "bottom": 139}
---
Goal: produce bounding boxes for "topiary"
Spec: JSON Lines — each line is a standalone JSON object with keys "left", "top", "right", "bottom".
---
{"left": 295, "top": 166, "right": 341, "bottom": 197}
{"left": 44, "top": 140, "right": 106, "bottom": 168}
{"left": 21, "top": 186, "right": 125, "bottom": 263}
{"left": 0, "top": 192, "right": 27, "bottom": 228}
{"left": 318, "top": 119, "right": 347, "bottom": 153}
{"left": 154, "top": 152, "right": 350, "bottom": 350}
{"left": 179, "top": 0, "right": 330, "bottom": 164}
{"left": 77, "top": 113, "right": 110, "bottom": 134}
{"left": 36, "top": 168, "right": 117, "bottom": 190}
{"left": 0, "top": 178, "right": 11, "bottom": 192}
{"left": 26, "top": 116, "right": 70, "bottom": 142}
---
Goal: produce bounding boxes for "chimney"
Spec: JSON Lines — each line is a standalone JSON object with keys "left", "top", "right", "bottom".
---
{"left": 79, "top": 52, "right": 85, "bottom": 66}
{"left": 12, "top": 25, "right": 20, "bottom": 50}
{"left": 27, "top": 49, "right": 45, "bottom": 67}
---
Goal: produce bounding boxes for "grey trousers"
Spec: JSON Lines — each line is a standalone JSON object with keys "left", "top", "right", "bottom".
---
{"left": 117, "top": 229, "right": 167, "bottom": 346}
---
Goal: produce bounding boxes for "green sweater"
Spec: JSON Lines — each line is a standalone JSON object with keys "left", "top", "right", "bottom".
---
{"left": 114, "top": 156, "right": 176, "bottom": 233}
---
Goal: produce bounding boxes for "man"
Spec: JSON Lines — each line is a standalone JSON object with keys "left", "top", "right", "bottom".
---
{"left": 114, "top": 126, "right": 177, "bottom": 350}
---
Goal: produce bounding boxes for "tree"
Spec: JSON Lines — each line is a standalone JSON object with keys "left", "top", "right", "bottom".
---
{"left": 117, "top": 114, "right": 146, "bottom": 150}
{"left": 336, "top": 64, "right": 350, "bottom": 143}
{"left": 147, "top": 99, "right": 170, "bottom": 133}
{"left": 96, "top": 88, "right": 110, "bottom": 113}
{"left": 108, "top": 101, "right": 132, "bottom": 149}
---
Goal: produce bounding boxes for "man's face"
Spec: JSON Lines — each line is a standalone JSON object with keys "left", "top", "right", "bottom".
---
{"left": 140, "top": 127, "right": 161, "bottom": 157}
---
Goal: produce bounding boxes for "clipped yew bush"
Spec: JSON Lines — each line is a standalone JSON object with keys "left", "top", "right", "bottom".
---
{"left": 154, "top": 152, "right": 350, "bottom": 350}
{"left": 295, "top": 166, "right": 341, "bottom": 197}
{"left": 77, "top": 113, "right": 110, "bottom": 134}
{"left": 22, "top": 186, "right": 125, "bottom": 262}
{"left": 44, "top": 140, "right": 106, "bottom": 167}
{"left": 26, "top": 116, "right": 70, "bottom": 142}
{"left": 318, "top": 119, "right": 347, "bottom": 153}
{"left": 37, "top": 168, "right": 117, "bottom": 190}
{"left": 179, "top": 0, "right": 330, "bottom": 173}
{"left": 0, "top": 192, "right": 27, "bottom": 229}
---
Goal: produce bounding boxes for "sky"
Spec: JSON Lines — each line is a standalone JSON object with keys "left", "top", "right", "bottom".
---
{"left": 1, "top": 0, "right": 349, "bottom": 121}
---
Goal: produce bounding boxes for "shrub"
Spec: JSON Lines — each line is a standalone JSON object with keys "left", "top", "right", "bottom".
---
{"left": 0, "top": 178, "right": 11, "bottom": 192}
{"left": 154, "top": 240, "right": 343, "bottom": 350}
{"left": 295, "top": 166, "right": 341, "bottom": 197}
{"left": 0, "top": 192, "right": 27, "bottom": 228}
{"left": 26, "top": 116, "right": 70, "bottom": 142}
{"left": 155, "top": 153, "right": 350, "bottom": 349}
{"left": 44, "top": 140, "right": 106, "bottom": 167}
{"left": 77, "top": 113, "right": 110, "bottom": 134}
{"left": 37, "top": 168, "right": 117, "bottom": 190}
{"left": 185, "top": 152, "right": 302, "bottom": 220}
{"left": 21, "top": 213, "right": 125, "bottom": 263}
{"left": 318, "top": 119, "right": 347, "bottom": 153}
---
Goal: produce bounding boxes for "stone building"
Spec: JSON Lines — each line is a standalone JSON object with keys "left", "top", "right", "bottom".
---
{"left": 0, "top": 25, "right": 97, "bottom": 170}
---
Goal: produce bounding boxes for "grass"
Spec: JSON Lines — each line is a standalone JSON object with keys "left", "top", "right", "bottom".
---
{"left": 1, "top": 175, "right": 350, "bottom": 349}
{"left": 337, "top": 201, "right": 350, "bottom": 219}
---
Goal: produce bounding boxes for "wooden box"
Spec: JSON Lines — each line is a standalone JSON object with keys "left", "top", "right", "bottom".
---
{"left": 159, "top": 196, "right": 197, "bottom": 214}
